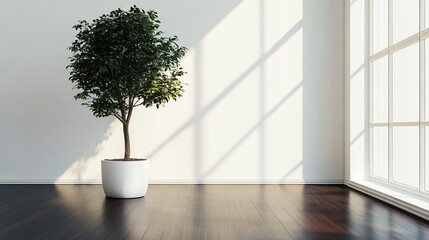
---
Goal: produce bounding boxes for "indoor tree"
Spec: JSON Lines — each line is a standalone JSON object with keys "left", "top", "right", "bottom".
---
{"left": 67, "top": 6, "right": 187, "bottom": 160}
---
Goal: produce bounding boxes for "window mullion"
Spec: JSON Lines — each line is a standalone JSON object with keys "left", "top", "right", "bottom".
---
{"left": 370, "top": 37, "right": 375, "bottom": 178}
{"left": 388, "top": 0, "right": 394, "bottom": 184}
{"left": 420, "top": 0, "right": 426, "bottom": 193}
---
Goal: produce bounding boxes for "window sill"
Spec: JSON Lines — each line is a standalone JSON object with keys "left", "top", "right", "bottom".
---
{"left": 345, "top": 179, "right": 429, "bottom": 221}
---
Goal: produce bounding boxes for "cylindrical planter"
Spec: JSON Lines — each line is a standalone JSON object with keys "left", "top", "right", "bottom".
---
{"left": 101, "top": 159, "right": 149, "bottom": 198}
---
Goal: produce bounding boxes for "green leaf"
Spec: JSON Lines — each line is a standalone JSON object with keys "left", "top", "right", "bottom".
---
{"left": 67, "top": 5, "right": 187, "bottom": 119}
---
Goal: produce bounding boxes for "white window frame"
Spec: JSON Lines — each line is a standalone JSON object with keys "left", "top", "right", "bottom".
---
{"left": 369, "top": 0, "right": 429, "bottom": 198}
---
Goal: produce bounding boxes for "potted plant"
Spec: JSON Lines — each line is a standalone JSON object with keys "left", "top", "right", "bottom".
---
{"left": 67, "top": 6, "right": 187, "bottom": 198}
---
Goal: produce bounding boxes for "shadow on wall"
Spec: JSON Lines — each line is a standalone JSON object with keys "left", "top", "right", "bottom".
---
{"left": 0, "top": 0, "right": 345, "bottom": 183}
{"left": 302, "top": 0, "right": 345, "bottom": 181}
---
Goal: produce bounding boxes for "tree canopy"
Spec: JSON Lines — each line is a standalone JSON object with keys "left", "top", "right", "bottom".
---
{"left": 67, "top": 6, "right": 187, "bottom": 121}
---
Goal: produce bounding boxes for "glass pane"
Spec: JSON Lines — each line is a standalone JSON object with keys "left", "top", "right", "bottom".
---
{"left": 393, "top": 43, "right": 419, "bottom": 122}
{"left": 426, "top": 0, "right": 429, "bottom": 29}
{"left": 393, "top": 127, "right": 419, "bottom": 188}
{"left": 426, "top": 39, "right": 429, "bottom": 120}
{"left": 372, "top": 0, "right": 388, "bottom": 53}
{"left": 393, "top": 0, "right": 419, "bottom": 43}
{"left": 426, "top": 127, "right": 429, "bottom": 191}
{"left": 372, "top": 57, "right": 388, "bottom": 123}
{"left": 372, "top": 127, "right": 388, "bottom": 179}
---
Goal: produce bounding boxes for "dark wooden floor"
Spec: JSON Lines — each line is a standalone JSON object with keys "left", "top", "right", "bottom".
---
{"left": 0, "top": 185, "right": 428, "bottom": 240}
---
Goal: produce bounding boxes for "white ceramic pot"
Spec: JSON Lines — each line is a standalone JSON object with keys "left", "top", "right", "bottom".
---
{"left": 101, "top": 159, "right": 149, "bottom": 198}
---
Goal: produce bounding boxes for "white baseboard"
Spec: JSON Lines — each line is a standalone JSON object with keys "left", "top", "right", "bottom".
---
{"left": 0, "top": 178, "right": 344, "bottom": 184}
{"left": 0, "top": 179, "right": 102, "bottom": 184}
{"left": 345, "top": 180, "right": 429, "bottom": 221}
{"left": 149, "top": 179, "right": 345, "bottom": 184}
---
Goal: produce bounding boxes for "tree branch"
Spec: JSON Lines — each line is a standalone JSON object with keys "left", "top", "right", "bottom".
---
{"left": 133, "top": 102, "right": 144, "bottom": 107}
{"left": 114, "top": 113, "right": 126, "bottom": 125}
{"left": 126, "top": 97, "right": 134, "bottom": 124}
{"left": 119, "top": 101, "right": 127, "bottom": 122}
{"left": 133, "top": 98, "right": 144, "bottom": 107}
{"left": 118, "top": 50, "right": 125, "bottom": 72}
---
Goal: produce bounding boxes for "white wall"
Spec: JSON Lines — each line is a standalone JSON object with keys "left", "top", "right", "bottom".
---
{"left": 344, "top": 0, "right": 368, "bottom": 181}
{"left": 0, "top": 0, "right": 345, "bottom": 184}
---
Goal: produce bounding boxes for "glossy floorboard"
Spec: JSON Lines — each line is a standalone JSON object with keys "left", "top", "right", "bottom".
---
{"left": 0, "top": 184, "right": 428, "bottom": 240}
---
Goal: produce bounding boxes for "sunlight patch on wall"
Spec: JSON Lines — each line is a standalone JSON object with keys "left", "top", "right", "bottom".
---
{"left": 349, "top": 0, "right": 368, "bottom": 179}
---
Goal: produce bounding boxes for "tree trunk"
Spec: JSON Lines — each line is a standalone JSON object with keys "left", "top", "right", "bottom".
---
{"left": 123, "top": 123, "right": 131, "bottom": 160}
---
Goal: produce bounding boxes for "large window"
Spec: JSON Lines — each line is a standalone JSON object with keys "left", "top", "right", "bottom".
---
{"left": 370, "top": 0, "right": 429, "bottom": 196}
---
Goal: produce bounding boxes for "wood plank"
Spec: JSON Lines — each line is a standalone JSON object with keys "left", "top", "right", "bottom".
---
{"left": 0, "top": 184, "right": 427, "bottom": 239}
